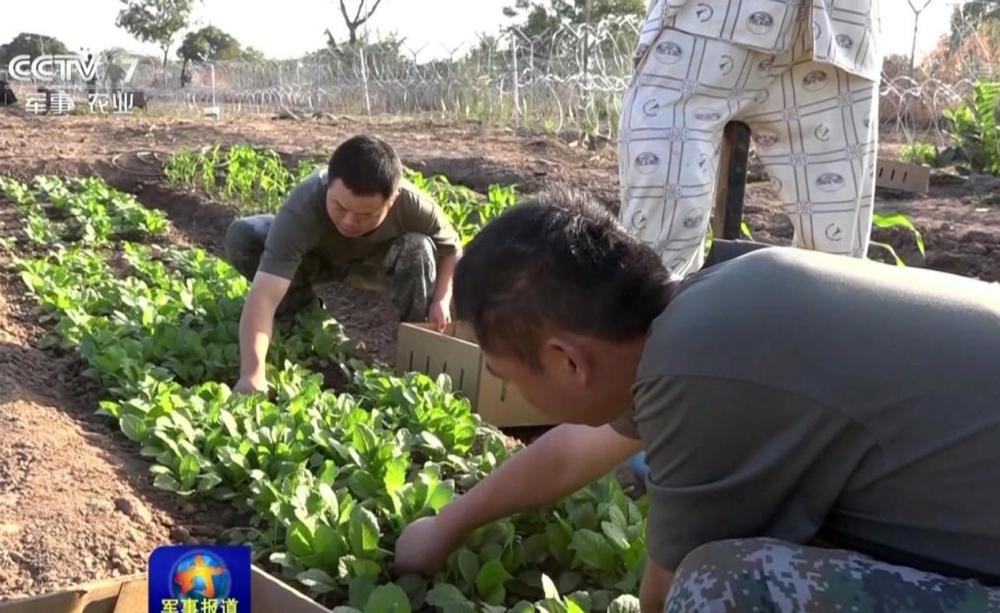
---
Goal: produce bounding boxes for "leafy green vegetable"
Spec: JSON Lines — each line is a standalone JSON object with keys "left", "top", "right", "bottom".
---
{"left": 427, "top": 583, "right": 474, "bottom": 612}
{"left": 8, "top": 171, "right": 649, "bottom": 612}
{"left": 350, "top": 506, "right": 382, "bottom": 556}
{"left": 365, "top": 584, "right": 412, "bottom": 613}
{"left": 476, "top": 559, "right": 513, "bottom": 605}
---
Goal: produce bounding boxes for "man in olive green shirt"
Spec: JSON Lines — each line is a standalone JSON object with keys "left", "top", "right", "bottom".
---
{"left": 224, "top": 135, "right": 462, "bottom": 395}
{"left": 392, "top": 188, "right": 1000, "bottom": 612}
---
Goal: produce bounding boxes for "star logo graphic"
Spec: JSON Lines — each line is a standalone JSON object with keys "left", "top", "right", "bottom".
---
{"left": 174, "top": 555, "right": 226, "bottom": 598}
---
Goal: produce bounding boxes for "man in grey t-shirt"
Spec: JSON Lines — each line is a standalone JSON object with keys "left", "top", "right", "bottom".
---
{"left": 391, "top": 187, "right": 1000, "bottom": 612}
{"left": 223, "top": 135, "right": 461, "bottom": 395}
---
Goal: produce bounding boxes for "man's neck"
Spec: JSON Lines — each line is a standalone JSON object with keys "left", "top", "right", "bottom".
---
{"left": 664, "top": 279, "right": 683, "bottom": 304}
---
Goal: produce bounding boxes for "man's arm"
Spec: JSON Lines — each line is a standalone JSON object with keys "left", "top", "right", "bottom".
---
{"left": 428, "top": 249, "right": 460, "bottom": 330}
{"left": 393, "top": 423, "right": 643, "bottom": 574}
{"left": 432, "top": 250, "right": 459, "bottom": 304}
{"left": 640, "top": 558, "right": 674, "bottom": 613}
{"left": 404, "top": 185, "right": 462, "bottom": 330}
{"left": 234, "top": 272, "right": 291, "bottom": 394}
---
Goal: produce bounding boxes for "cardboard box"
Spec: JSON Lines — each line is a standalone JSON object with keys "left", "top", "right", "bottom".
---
{"left": 395, "top": 322, "right": 555, "bottom": 427}
{"left": 875, "top": 158, "right": 930, "bottom": 194}
{"left": 0, "top": 565, "right": 330, "bottom": 613}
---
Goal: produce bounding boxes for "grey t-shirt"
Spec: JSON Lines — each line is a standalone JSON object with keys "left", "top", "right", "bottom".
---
{"left": 612, "top": 246, "right": 1000, "bottom": 584}
{"left": 259, "top": 169, "right": 461, "bottom": 280}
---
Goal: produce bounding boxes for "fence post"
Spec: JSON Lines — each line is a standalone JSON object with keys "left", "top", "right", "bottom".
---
{"left": 360, "top": 45, "right": 372, "bottom": 117}
{"left": 582, "top": 24, "right": 593, "bottom": 132}
{"left": 512, "top": 36, "right": 521, "bottom": 128}
{"left": 313, "top": 62, "right": 319, "bottom": 110}
{"left": 907, "top": 0, "right": 932, "bottom": 74}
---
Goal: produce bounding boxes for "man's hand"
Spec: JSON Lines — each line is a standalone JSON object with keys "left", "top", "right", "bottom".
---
{"left": 427, "top": 298, "right": 451, "bottom": 332}
{"left": 429, "top": 251, "right": 458, "bottom": 331}
{"left": 391, "top": 424, "right": 643, "bottom": 576}
{"left": 233, "top": 371, "right": 268, "bottom": 395}
{"left": 393, "top": 515, "right": 465, "bottom": 576}
{"left": 237, "top": 272, "right": 290, "bottom": 393}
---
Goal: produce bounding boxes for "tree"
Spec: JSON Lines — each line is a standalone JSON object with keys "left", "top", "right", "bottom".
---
{"left": 906, "top": 0, "right": 933, "bottom": 74}
{"left": 950, "top": 0, "right": 1000, "bottom": 48}
{"left": 178, "top": 26, "right": 241, "bottom": 63}
{"left": 922, "top": 0, "right": 1000, "bottom": 82}
{"left": 0, "top": 33, "right": 70, "bottom": 66}
{"left": 303, "top": 31, "right": 405, "bottom": 67}
{"left": 337, "top": 0, "right": 387, "bottom": 47}
{"left": 177, "top": 25, "right": 244, "bottom": 86}
{"left": 501, "top": 0, "right": 645, "bottom": 68}
{"left": 241, "top": 46, "right": 266, "bottom": 63}
{"left": 881, "top": 54, "right": 914, "bottom": 81}
{"left": 503, "top": 0, "right": 645, "bottom": 35}
{"left": 115, "top": 0, "right": 197, "bottom": 69}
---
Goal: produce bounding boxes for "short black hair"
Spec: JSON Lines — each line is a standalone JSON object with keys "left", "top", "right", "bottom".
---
{"left": 454, "top": 186, "right": 671, "bottom": 369}
{"left": 327, "top": 135, "right": 402, "bottom": 199}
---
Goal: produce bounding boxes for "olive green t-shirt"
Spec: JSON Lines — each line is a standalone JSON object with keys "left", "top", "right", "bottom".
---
{"left": 612, "top": 247, "right": 1000, "bottom": 585}
{"left": 258, "top": 168, "right": 461, "bottom": 280}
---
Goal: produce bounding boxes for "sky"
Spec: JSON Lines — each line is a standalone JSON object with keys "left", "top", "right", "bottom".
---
{"left": 0, "top": 0, "right": 967, "bottom": 63}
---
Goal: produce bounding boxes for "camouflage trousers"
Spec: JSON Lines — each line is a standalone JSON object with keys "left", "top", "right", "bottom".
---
{"left": 224, "top": 214, "right": 437, "bottom": 321}
{"left": 666, "top": 538, "right": 1000, "bottom": 613}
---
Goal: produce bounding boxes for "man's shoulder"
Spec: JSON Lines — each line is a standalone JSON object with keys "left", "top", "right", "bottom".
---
{"left": 269, "top": 169, "right": 328, "bottom": 249}
{"left": 636, "top": 247, "right": 821, "bottom": 380}
{"left": 673, "top": 246, "right": 847, "bottom": 303}
{"left": 654, "top": 247, "right": 802, "bottom": 318}
{"left": 395, "top": 179, "right": 437, "bottom": 211}
{"left": 391, "top": 179, "right": 455, "bottom": 231}
{"left": 283, "top": 168, "right": 328, "bottom": 216}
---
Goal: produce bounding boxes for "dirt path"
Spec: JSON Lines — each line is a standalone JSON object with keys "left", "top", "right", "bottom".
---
{"left": 0, "top": 111, "right": 616, "bottom": 206}
{"left": 0, "top": 195, "right": 240, "bottom": 602}
{"left": 2, "top": 110, "right": 997, "bottom": 281}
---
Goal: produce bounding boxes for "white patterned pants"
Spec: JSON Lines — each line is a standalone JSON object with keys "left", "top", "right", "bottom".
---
{"left": 618, "top": 21, "right": 879, "bottom": 276}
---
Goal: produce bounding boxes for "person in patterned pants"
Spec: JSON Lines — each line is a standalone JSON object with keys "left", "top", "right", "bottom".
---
{"left": 619, "top": 0, "right": 882, "bottom": 276}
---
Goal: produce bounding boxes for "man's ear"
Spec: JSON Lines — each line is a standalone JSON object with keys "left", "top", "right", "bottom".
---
{"left": 543, "top": 336, "right": 592, "bottom": 386}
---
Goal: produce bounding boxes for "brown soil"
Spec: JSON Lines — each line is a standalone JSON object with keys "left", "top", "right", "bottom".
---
{"left": 0, "top": 108, "right": 997, "bottom": 602}
{"left": 742, "top": 176, "right": 1000, "bottom": 280}
{"left": 3, "top": 110, "right": 997, "bottom": 282}
{"left": 0, "top": 213, "right": 241, "bottom": 601}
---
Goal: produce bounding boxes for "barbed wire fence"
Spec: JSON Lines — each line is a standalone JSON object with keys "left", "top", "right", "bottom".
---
{"left": 8, "top": 8, "right": 998, "bottom": 147}
{"left": 151, "top": 17, "right": 641, "bottom": 139}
